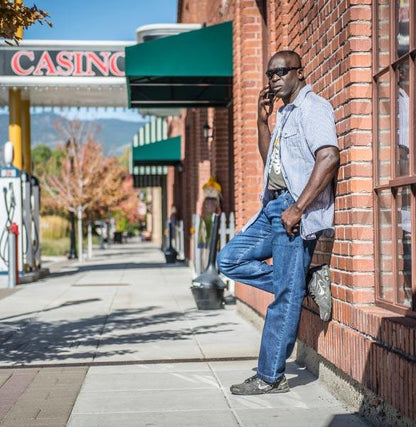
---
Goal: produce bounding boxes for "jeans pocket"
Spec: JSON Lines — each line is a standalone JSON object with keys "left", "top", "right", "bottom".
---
{"left": 282, "top": 191, "right": 295, "bottom": 208}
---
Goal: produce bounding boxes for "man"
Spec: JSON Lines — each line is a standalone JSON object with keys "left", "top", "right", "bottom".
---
{"left": 217, "top": 51, "right": 339, "bottom": 395}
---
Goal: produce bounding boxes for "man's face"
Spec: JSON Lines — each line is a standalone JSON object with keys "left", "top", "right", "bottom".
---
{"left": 267, "top": 54, "right": 303, "bottom": 100}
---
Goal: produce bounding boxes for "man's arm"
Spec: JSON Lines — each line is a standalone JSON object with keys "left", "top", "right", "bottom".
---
{"left": 281, "top": 146, "right": 339, "bottom": 237}
{"left": 258, "top": 86, "right": 274, "bottom": 165}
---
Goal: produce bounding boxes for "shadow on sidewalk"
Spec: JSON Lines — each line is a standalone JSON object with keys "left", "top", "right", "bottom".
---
{"left": 49, "top": 262, "right": 187, "bottom": 278}
{"left": 0, "top": 298, "right": 101, "bottom": 322}
{"left": 0, "top": 305, "right": 237, "bottom": 365}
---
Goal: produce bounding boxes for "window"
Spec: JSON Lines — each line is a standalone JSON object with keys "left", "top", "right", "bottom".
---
{"left": 373, "top": 0, "right": 415, "bottom": 314}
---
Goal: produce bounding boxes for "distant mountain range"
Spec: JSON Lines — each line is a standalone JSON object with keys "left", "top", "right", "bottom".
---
{"left": 0, "top": 112, "right": 144, "bottom": 160}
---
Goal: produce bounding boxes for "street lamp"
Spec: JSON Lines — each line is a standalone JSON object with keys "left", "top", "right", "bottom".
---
{"left": 66, "top": 138, "right": 77, "bottom": 259}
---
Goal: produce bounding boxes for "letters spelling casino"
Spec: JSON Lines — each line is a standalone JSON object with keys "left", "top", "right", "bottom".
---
{"left": 11, "top": 50, "right": 124, "bottom": 77}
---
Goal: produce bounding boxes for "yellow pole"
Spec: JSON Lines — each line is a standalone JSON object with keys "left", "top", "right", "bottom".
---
{"left": 21, "top": 99, "right": 31, "bottom": 174}
{"left": 15, "top": 0, "right": 23, "bottom": 40}
{"left": 8, "top": 1, "right": 24, "bottom": 169}
{"left": 9, "top": 89, "right": 23, "bottom": 170}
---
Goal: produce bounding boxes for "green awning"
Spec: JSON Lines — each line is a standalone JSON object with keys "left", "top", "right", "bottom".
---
{"left": 125, "top": 22, "right": 233, "bottom": 108}
{"left": 132, "top": 136, "right": 181, "bottom": 166}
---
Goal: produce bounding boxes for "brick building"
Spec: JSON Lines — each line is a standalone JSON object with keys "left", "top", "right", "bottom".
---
{"left": 161, "top": 1, "right": 415, "bottom": 424}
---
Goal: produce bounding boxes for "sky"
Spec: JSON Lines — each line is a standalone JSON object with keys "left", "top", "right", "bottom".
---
{"left": 24, "top": 0, "right": 177, "bottom": 41}
{"left": 6, "top": 0, "right": 178, "bottom": 122}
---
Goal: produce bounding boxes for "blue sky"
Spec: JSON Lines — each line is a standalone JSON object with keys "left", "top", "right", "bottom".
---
{"left": 12, "top": 1, "right": 178, "bottom": 121}
{"left": 25, "top": 0, "right": 177, "bottom": 40}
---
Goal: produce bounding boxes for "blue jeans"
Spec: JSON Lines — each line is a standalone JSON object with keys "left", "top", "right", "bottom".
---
{"left": 217, "top": 190, "right": 317, "bottom": 383}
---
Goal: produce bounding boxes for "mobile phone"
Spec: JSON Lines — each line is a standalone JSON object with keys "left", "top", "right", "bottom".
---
{"left": 266, "top": 91, "right": 274, "bottom": 101}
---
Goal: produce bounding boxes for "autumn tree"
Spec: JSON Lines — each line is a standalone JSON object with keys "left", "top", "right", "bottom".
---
{"left": 0, "top": 1, "right": 51, "bottom": 44}
{"left": 113, "top": 174, "right": 141, "bottom": 231}
{"left": 38, "top": 119, "right": 138, "bottom": 223}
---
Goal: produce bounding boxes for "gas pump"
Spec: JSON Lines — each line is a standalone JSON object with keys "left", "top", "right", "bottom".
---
{"left": 0, "top": 142, "right": 23, "bottom": 277}
{"left": 22, "top": 170, "right": 33, "bottom": 271}
{"left": 31, "top": 175, "right": 41, "bottom": 269}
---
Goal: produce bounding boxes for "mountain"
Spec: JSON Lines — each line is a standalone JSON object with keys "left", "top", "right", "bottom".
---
{"left": 0, "top": 112, "right": 144, "bottom": 159}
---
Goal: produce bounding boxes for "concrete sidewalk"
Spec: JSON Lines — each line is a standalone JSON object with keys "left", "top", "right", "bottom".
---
{"left": 0, "top": 240, "right": 369, "bottom": 426}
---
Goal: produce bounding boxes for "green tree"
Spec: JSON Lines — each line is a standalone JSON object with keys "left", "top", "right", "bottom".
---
{"left": 32, "top": 144, "right": 64, "bottom": 181}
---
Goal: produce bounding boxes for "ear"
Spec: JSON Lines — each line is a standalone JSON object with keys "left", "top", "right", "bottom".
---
{"left": 297, "top": 67, "right": 305, "bottom": 81}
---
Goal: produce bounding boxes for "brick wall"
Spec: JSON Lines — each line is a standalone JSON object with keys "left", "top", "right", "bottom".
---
{"left": 175, "top": 0, "right": 416, "bottom": 422}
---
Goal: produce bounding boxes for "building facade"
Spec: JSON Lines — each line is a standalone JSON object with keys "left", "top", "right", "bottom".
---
{"left": 167, "top": 1, "right": 415, "bottom": 424}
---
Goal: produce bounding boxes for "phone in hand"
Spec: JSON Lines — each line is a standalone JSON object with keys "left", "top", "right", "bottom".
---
{"left": 265, "top": 90, "right": 274, "bottom": 101}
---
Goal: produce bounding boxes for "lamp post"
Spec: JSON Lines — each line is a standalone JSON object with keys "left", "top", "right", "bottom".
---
{"left": 68, "top": 211, "right": 77, "bottom": 259}
{"left": 66, "top": 138, "right": 77, "bottom": 259}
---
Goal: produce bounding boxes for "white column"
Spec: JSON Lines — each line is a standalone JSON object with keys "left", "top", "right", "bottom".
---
{"left": 77, "top": 206, "right": 83, "bottom": 262}
{"left": 87, "top": 222, "right": 92, "bottom": 259}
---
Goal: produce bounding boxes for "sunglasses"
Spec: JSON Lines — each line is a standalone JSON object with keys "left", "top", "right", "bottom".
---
{"left": 265, "top": 67, "right": 302, "bottom": 79}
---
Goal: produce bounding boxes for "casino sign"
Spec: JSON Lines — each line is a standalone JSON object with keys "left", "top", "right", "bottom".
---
{"left": 0, "top": 40, "right": 134, "bottom": 107}
{"left": 8, "top": 50, "right": 124, "bottom": 77}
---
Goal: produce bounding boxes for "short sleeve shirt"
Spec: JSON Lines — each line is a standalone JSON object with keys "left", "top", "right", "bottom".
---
{"left": 244, "top": 84, "right": 339, "bottom": 240}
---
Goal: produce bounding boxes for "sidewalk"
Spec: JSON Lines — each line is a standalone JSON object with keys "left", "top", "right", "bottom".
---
{"left": 0, "top": 240, "right": 369, "bottom": 426}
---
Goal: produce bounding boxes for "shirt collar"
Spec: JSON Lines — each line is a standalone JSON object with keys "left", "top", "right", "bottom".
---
{"left": 291, "top": 84, "right": 312, "bottom": 107}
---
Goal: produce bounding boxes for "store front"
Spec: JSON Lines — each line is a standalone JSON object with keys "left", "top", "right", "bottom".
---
{"left": 169, "top": 1, "right": 416, "bottom": 425}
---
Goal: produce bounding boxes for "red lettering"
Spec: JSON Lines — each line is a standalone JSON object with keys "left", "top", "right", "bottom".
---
{"left": 73, "top": 52, "right": 84, "bottom": 76}
{"left": 11, "top": 51, "right": 35, "bottom": 75}
{"left": 56, "top": 51, "right": 74, "bottom": 76}
{"left": 10, "top": 49, "right": 124, "bottom": 77}
{"left": 85, "top": 52, "right": 110, "bottom": 76}
{"left": 109, "top": 51, "right": 124, "bottom": 76}
{"left": 33, "top": 51, "right": 58, "bottom": 76}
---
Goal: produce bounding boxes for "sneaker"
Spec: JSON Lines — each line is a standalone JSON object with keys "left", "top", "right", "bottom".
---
{"left": 230, "top": 374, "right": 289, "bottom": 395}
{"left": 307, "top": 264, "right": 332, "bottom": 321}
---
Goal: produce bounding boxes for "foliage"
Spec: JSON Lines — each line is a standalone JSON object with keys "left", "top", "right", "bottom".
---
{"left": 40, "top": 234, "right": 100, "bottom": 256}
{"left": 116, "top": 174, "right": 141, "bottom": 224}
{"left": 32, "top": 144, "right": 65, "bottom": 216}
{"left": 32, "top": 144, "right": 52, "bottom": 165}
{"left": 117, "top": 146, "right": 130, "bottom": 170}
{"left": 40, "top": 237, "right": 69, "bottom": 256}
{"left": 0, "top": 0, "right": 52, "bottom": 45}
{"left": 40, "top": 119, "right": 139, "bottom": 224}
{"left": 114, "top": 212, "right": 128, "bottom": 233}
{"left": 32, "top": 144, "right": 64, "bottom": 179}
{"left": 40, "top": 215, "right": 69, "bottom": 240}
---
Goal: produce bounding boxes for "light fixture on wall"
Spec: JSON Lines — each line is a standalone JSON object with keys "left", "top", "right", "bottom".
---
{"left": 203, "top": 123, "right": 213, "bottom": 141}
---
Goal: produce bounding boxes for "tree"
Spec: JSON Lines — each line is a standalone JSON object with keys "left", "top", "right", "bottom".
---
{"left": 40, "top": 120, "right": 138, "bottom": 222}
{"left": 114, "top": 174, "right": 141, "bottom": 227}
{"left": 0, "top": 1, "right": 51, "bottom": 44}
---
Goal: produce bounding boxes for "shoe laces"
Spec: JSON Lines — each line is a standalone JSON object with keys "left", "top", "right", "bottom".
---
{"left": 244, "top": 374, "right": 258, "bottom": 383}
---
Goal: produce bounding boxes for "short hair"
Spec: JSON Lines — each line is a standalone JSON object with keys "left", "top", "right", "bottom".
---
{"left": 271, "top": 50, "right": 302, "bottom": 68}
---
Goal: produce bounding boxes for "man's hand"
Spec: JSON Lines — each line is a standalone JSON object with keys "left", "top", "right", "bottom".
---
{"left": 281, "top": 146, "right": 340, "bottom": 238}
{"left": 258, "top": 85, "right": 275, "bottom": 164}
{"left": 258, "top": 85, "right": 275, "bottom": 124}
{"left": 281, "top": 204, "right": 302, "bottom": 237}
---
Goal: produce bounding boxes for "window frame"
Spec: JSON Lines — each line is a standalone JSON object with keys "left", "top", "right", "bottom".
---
{"left": 372, "top": 0, "right": 416, "bottom": 315}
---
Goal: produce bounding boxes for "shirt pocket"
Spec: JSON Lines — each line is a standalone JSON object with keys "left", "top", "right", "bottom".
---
{"left": 282, "top": 127, "right": 302, "bottom": 148}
